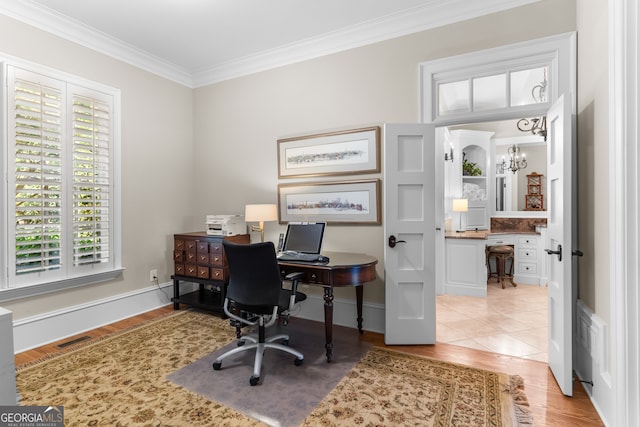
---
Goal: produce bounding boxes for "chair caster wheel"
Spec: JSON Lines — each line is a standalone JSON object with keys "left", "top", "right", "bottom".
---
{"left": 212, "top": 361, "right": 222, "bottom": 371}
{"left": 250, "top": 376, "right": 260, "bottom": 386}
{"left": 294, "top": 357, "right": 304, "bottom": 366}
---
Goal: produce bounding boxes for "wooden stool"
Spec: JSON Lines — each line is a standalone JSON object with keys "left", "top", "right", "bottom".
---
{"left": 486, "top": 245, "right": 516, "bottom": 289}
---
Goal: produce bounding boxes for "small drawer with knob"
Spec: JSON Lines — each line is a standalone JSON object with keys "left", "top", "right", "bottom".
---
{"left": 303, "top": 269, "right": 329, "bottom": 284}
{"left": 173, "top": 250, "right": 185, "bottom": 263}
{"left": 210, "top": 242, "right": 223, "bottom": 255}
{"left": 518, "top": 262, "right": 538, "bottom": 274}
{"left": 175, "top": 263, "right": 185, "bottom": 275}
{"left": 517, "top": 236, "right": 538, "bottom": 247}
{"left": 197, "top": 266, "right": 210, "bottom": 279}
{"left": 185, "top": 264, "right": 198, "bottom": 277}
{"left": 210, "top": 253, "right": 223, "bottom": 267}
{"left": 210, "top": 268, "right": 224, "bottom": 281}
{"left": 518, "top": 248, "right": 537, "bottom": 260}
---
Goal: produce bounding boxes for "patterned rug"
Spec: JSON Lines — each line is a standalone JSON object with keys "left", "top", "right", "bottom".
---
{"left": 16, "top": 309, "right": 533, "bottom": 426}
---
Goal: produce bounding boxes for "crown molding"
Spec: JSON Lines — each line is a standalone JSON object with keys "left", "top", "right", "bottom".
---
{"left": 0, "top": 0, "right": 538, "bottom": 88}
{"left": 192, "top": 0, "right": 538, "bottom": 87}
{"left": 0, "top": 0, "right": 193, "bottom": 86}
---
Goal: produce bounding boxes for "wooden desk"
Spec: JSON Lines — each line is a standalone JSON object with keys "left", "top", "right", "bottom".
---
{"left": 278, "top": 251, "right": 377, "bottom": 362}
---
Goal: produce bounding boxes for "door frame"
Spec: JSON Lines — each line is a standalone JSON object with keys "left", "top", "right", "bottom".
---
{"left": 419, "top": 31, "right": 577, "bottom": 356}
{"left": 609, "top": 0, "right": 640, "bottom": 425}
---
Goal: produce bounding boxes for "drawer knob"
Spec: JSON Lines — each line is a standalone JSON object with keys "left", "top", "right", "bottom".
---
{"left": 310, "top": 274, "right": 317, "bottom": 280}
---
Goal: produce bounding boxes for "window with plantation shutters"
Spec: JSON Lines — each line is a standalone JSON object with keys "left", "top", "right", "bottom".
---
{"left": 2, "top": 62, "right": 121, "bottom": 297}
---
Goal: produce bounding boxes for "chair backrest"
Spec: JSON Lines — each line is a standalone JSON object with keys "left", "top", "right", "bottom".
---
{"left": 223, "top": 241, "right": 283, "bottom": 308}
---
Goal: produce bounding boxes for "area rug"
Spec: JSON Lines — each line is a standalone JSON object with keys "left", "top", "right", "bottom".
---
{"left": 304, "top": 347, "right": 534, "bottom": 426}
{"left": 16, "top": 309, "right": 534, "bottom": 426}
{"left": 167, "top": 317, "right": 371, "bottom": 427}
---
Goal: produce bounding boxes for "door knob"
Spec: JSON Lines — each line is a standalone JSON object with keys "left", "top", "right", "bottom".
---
{"left": 545, "top": 244, "right": 562, "bottom": 261}
{"left": 388, "top": 235, "right": 406, "bottom": 248}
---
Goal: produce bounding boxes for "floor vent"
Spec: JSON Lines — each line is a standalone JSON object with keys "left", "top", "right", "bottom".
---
{"left": 56, "top": 335, "right": 92, "bottom": 349}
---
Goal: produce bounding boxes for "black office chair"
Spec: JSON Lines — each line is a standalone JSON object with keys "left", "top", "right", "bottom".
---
{"left": 212, "top": 241, "right": 307, "bottom": 386}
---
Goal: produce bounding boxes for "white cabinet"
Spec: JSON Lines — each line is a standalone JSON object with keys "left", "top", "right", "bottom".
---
{"left": 515, "top": 235, "right": 541, "bottom": 285}
{"left": 486, "top": 234, "right": 543, "bottom": 285}
{"left": 444, "top": 237, "right": 488, "bottom": 297}
{"left": 444, "top": 232, "right": 545, "bottom": 298}
{"left": 445, "top": 130, "right": 492, "bottom": 230}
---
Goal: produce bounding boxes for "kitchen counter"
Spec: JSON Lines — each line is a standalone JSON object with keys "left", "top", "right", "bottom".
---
{"left": 445, "top": 230, "right": 489, "bottom": 239}
{"left": 445, "top": 229, "right": 540, "bottom": 239}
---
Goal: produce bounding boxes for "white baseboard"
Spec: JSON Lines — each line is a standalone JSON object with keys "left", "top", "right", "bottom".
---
{"left": 12, "top": 281, "right": 385, "bottom": 354}
{"left": 575, "top": 299, "right": 612, "bottom": 426}
{"left": 12, "top": 281, "right": 195, "bottom": 354}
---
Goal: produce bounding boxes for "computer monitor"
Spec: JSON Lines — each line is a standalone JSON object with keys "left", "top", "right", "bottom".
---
{"left": 281, "top": 222, "right": 326, "bottom": 254}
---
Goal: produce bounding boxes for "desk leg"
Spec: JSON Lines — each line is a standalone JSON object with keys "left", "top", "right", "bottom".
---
{"left": 323, "top": 287, "right": 334, "bottom": 362}
{"left": 173, "top": 279, "right": 180, "bottom": 310}
{"left": 356, "top": 285, "right": 364, "bottom": 334}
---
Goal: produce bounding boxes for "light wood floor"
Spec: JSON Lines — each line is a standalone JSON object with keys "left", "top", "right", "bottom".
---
{"left": 16, "top": 305, "right": 603, "bottom": 427}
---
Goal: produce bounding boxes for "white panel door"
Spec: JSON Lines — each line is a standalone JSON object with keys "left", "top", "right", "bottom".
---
{"left": 546, "top": 94, "right": 574, "bottom": 396}
{"left": 384, "top": 124, "right": 436, "bottom": 345}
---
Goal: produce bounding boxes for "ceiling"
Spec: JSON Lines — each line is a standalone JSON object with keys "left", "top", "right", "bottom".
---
{"left": 0, "top": 0, "right": 537, "bottom": 87}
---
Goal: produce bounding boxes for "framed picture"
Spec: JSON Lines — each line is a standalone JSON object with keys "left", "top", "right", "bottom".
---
{"left": 278, "top": 179, "right": 381, "bottom": 224}
{"left": 277, "top": 126, "right": 380, "bottom": 178}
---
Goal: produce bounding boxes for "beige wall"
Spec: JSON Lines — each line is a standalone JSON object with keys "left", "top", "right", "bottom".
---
{"left": 2, "top": 0, "right": 589, "bottom": 321}
{"left": 576, "top": 1, "right": 610, "bottom": 331}
{"left": 192, "top": 0, "right": 577, "bottom": 302}
{"left": 0, "top": 15, "right": 194, "bottom": 319}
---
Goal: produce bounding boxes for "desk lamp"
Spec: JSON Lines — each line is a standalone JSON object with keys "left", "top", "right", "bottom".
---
{"left": 245, "top": 204, "right": 278, "bottom": 242}
{"left": 452, "top": 198, "right": 468, "bottom": 233}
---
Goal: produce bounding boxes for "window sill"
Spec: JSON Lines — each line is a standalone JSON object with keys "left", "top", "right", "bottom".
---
{"left": 0, "top": 268, "right": 125, "bottom": 303}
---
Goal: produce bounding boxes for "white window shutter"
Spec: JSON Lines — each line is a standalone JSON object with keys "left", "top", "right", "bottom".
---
{"left": 10, "top": 68, "right": 65, "bottom": 278}
{"left": 70, "top": 90, "right": 112, "bottom": 267}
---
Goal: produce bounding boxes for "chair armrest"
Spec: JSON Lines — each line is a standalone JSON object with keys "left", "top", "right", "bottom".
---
{"left": 285, "top": 272, "right": 306, "bottom": 288}
{"left": 284, "top": 271, "right": 306, "bottom": 311}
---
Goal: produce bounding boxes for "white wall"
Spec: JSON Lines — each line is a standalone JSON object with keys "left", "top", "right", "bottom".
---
{"left": 574, "top": 1, "right": 613, "bottom": 424}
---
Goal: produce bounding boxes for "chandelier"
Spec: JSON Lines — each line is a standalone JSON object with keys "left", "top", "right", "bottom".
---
{"left": 516, "top": 69, "right": 548, "bottom": 140}
{"left": 502, "top": 144, "right": 527, "bottom": 174}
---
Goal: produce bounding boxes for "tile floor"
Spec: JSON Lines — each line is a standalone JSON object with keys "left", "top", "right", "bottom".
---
{"left": 436, "top": 280, "right": 548, "bottom": 362}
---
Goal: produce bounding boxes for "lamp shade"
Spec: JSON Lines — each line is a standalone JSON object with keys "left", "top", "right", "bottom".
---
{"left": 452, "top": 198, "right": 468, "bottom": 213}
{"left": 244, "top": 204, "right": 278, "bottom": 222}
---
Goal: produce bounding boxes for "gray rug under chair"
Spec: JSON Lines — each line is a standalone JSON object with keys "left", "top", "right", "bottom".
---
{"left": 166, "top": 317, "right": 371, "bottom": 427}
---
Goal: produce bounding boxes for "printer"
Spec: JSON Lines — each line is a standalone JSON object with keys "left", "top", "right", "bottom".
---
{"left": 206, "top": 215, "right": 246, "bottom": 236}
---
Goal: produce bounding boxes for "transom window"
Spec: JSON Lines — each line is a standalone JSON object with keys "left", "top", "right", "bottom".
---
{"left": 438, "top": 66, "right": 548, "bottom": 116}
{"left": 420, "top": 33, "right": 575, "bottom": 125}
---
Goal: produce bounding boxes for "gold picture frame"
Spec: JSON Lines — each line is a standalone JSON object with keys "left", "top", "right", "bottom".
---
{"left": 277, "top": 126, "right": 380, "bottom": 178}
{"left": 278, "top": 179, "right": 381, "bottom": 224}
